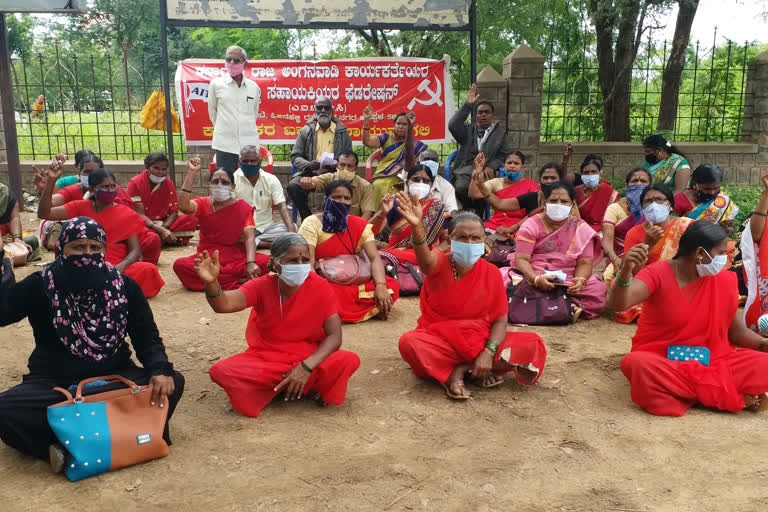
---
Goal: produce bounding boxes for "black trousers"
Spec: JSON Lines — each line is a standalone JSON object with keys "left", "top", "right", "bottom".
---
{"left": 451, "top": 173, "right": 487, "bottom": 217}
{"left": 286, "top": 171, "right": 313, "bottom": 221}
{"left": 214, "top": 150, "right": 240, "bottom": 180}
{"left": 0, "top": 367, "right": 185, "bottom": 460}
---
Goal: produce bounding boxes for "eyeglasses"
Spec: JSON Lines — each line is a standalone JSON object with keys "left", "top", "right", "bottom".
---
{"left": 315, "top": 105, "right": 332, "bottom": 112}
{"left": 210, "top": 179, "right": 232, "bottom": 186}
{"left": 225, "top": 57, "right": 244, "bottom": 64}
{"left": 642, "top": 197, "right": 669, "bottom": 206}
{"left": 409, "top": 177, "right": 432, "bottom": 184}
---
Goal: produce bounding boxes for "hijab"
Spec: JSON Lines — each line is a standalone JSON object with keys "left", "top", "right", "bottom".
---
{"left": 41, "top": 217, "right": 129, "bottom": 362}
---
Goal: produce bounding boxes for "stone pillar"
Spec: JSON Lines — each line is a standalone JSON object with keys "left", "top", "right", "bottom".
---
{"left": 743, "top": 50, "right": 768, "bottom": 170}
{"left": 502, "top": 44, "right": 545, "bottom": 178}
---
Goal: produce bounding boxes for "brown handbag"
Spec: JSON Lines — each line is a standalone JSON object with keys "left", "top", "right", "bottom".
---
{"left": 3, "top": 240, "right": 30, "bottom": 267}
{"left": 47, "top": 375, "right": 169, "bottom": 481}
{"left": 315, "top": 231, "right": 372, "bottom": 285}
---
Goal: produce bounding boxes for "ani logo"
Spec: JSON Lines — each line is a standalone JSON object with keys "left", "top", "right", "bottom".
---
{"left": 136, "top": 433, "right": 152, "bottom": 445}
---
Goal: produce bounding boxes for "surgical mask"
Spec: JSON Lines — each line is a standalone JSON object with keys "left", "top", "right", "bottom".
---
{"left": 422, "top": 160, "right": 439, "bottom": 177}
{"left": 409, "top": 183, "right": 430, "bottom": 200}
{"left": 502, "top": 168, "right": 522, "bottom": 181}
{"left": 278, "top": 263, "right": 311, "bottom": 287}
{"left": 210, "top": 184, "right": 232, "bottom": 201}
{"left": 240, "top": 163, "right": 261, "bottom": 177}
{"left": 451, "top": 240, "right": 484, "bottom": 267}
{"left": 581, "top": 174, "right": 600, "bottom": 188}
{"left": 545, "top": 203, "right": 571, "bottom": 222}
{"left": 96, "top": 190, "right": 118, "bottom": 204}
{"left": 695, "top": 188, "right": 719, "bottom": 204}
{"left": 336, "top": 169, "right": 357, "bottom": 182}
{"left": 645, "top": 153, "right": 659, "bottom": 165}
{"left": 148, "top": 173, "right": 166, "bottom": 185}
{"left": 696, "top": 248, "right": 727, "bottom": 277}
{"left": 225, "top": 61, "right": 245, "bottom": 77}
{"left": 80, "top": 175, "right": 89, "bottom": 187}
{"left": 643, "top": 202, "right": 670, "bottom": 224}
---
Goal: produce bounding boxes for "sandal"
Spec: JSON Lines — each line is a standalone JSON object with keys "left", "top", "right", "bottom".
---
{"left": 616, "top": 304, "right": 642, "bottom": 324}
{"left": 473, "top": 374, "right": 505, "bottom": 389}
{"left": 571, "top": 307, "right": 584, "bottom": 323}
{"left": 49, "top": 443, "right": 67, "bottom": 474}
{"left": 744, "top": 393, "right": 768, "bottom": 412}
{"left": 441, "top": 382, "right": 471, "bottom": 400}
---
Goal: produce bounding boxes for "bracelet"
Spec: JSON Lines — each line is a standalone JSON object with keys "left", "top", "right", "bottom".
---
{"left": 412, "top": 238, "right": 428, "bottom": 246}
{"left": 374, "top": 281, "right": 387, "bottom": 287}
{"left": 484, "top": 339, "right": 500, "bottom": 354}
{"left": 753, "top": 211, "right": 768, "bottom": 217}
{"left": 205, "top": 284, "right": 222, "bottom": 299}
{"left": 180, "top": 187, "right": 193, "bottom": 194}
{"left": 573, "top": 277, "right": 587, "bottom": 284}
{"left": 615, "top": 274, "right": 632, "bottom": 288}
{"left": 246, "top": 260, "right": 257, "bottom": 265}
{"left": 532, "top": 275, "right": 541, "bottom": 287}
{"left": 300, "top": 361, "right": 313, "bottom": 372}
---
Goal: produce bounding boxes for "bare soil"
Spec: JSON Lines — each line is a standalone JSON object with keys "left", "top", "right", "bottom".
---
{"left": 0, "top": 213, "right": 765, "bottom": 512}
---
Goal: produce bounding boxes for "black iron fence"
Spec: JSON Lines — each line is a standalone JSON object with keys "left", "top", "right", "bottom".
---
{"left": 541, "top": 29, "right": 759, "bottom": 142}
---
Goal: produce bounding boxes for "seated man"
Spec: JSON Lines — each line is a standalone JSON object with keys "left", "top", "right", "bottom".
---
{"left": 288, "top": 97, "right": 353, "bottom": 222}
{"left": 299, "top": 151, "right": 375, "bottom": 220}
{"left": 448, "top": 84, "right": 511, "bottom": 217}
{"left": 419, "top": 149, "right": 459, "bottom": 217}
{"left": 233, "top": 145, "right": 297, "bottom": 249}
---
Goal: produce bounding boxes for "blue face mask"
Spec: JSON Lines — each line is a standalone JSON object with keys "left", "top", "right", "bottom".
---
{"left": 501, "top": 168, "right": 522, "bottom": 181}
{"left": 278, "top": 263, "right": 311, "bottom": 287}
{"left": 581, "top": 174, "right": 600, "bottom": 188}
{"left": 451, "top": 240, "right": 485, "bottom": 268}
{"left": 240, "top": 163, "right": 261, "bottom": 177}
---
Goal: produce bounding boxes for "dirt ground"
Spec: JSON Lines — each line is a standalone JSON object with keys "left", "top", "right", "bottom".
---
{"left": 1, "top": 212, "right": 766, "bottom": 512}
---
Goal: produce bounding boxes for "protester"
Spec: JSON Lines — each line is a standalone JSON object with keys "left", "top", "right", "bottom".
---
{"left": 641, "top": 134, "right": 691, "bottom": 194}
{"left": 419, "top": 149, "right": 458, "bottom": 216}
{"left": 299, "top": 180, "right": 399, "bottom": 323}
{"left": 468, "top": 150, "right": 539, "bottom": 231}
{"left": 741, "top": 173, "right": 768, "bottom": 331}
{"left": 288, "top": 97, "right": 353, "bottom": 221}
{"left": 173, "top": 156, "right": 267, "bottom": 291}
{"left": 300, "top": 151, "right": 376, "bottom": 219}
{"left": 199, "top": 233, "right": 360, "bottom": 417}
{"left": 373, "top": 165, "right": 449, "bottom": 270}
{"left": 53, "top": 149, "right": 94, "bottom": 191}
{"left": 574, "top": 154, "right": 618, "bottom": 232}
{"left": 233, "top": 145, "right": 296, "bottom": 249}
{"left": 673, "top": 163, "right": 739, "bottom": 235}
{"left": 601, "top": 167, "right": 651, "bottom": 283}
{"left": 127, "top": 152, "right": 198, "bottom": 246}
{"left": 208, "top": 45, "right": 261, "bottom": 179}
{"left": 448, "top": 84, "right": 511, "bottom": 217}
{"left": 38, "top": 163, "right": 165, "bottom": 298}
{"left": 0, "top": 181, "right": 41, "bottom": 263}
{"left": 0, "top": 217, "right": 183, "bottom": 467}
{"left": 396, "top": 206, "right": 546, "bottom": 399}
{"left": 609, "top": 220, "right": 768, "bottom": 416}
{"left": 361, "top": 105, "right": 426, "bottom": 207}
{"left": 513, "top": 181, "right": 606, "bottom": 322}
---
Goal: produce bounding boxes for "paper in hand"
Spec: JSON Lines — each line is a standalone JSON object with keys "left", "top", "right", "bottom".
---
{"left": 318, "top": 152, "right": 337, "bottom": 169}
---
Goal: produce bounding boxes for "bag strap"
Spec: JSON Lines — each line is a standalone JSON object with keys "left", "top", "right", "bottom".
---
{"left": 404, "top": 262, "right": 424, "bottom": 287}
{"left": 75, "top": 375, "right": 140, "bottom": 401}
{"left": 53, "top": 386, "right": 74, "bottom": 401}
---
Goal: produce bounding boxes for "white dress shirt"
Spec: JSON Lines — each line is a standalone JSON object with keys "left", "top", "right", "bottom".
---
{"left": 208, "top": 74, "right": 261, "bottom": 154}
{"left": 429, "top": 175, "right": 459, "bottom": 213}
{"left": 233, "top": 170, "right": 285, "bottom": 232}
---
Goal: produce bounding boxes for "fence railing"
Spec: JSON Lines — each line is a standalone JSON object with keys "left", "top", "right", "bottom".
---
{"left": 541, "top": 29, "right": 758, "bottom": 143}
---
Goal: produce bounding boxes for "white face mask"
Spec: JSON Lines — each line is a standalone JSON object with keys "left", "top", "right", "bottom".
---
{"left": 643, "top": 202, "right": 670, "bottom": 224}
{"left": 409, "top": 182, "right": 431, "bottom": 200}
{"left": 148, "top": 173, "right": 166, "bottom": 185}
{"left": 696, "top": 248, "right": 727, "bottom": 277}
{"left": 210, "top": 184, "right": 232, "bottom": 201}
{"left": 545, "top": 203, "right": 571, "bottom": 222}
{"left": 80, "top": 175, "right": 89, "bottom": 188}
{"left": 581, "top": 174, "right": 600, "bottom": 188}
{"left": 422, "top": 160, "right": 439, "bottom": 177}
{"left": 279, "top": 263, "right": 312, "bottom": 287}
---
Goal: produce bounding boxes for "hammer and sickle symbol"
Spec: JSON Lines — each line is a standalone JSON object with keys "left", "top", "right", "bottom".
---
{"left": 407, "top": 76, "right": 443, "bottom": 110}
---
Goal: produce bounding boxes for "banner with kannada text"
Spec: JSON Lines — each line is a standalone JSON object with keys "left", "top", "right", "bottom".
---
{"left": 174, "top": 57, "right": 454, "bottom": 146}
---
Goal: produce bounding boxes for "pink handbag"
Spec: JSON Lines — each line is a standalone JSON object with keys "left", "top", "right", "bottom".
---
{"left": 316, "top": 249, "right": 371, "bottom": 286}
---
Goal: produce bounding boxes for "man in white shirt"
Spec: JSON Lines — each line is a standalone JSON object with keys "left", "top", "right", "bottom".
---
{"left": 208, "top": 46, "right": 261, "bottom": 179}
{"left": 233, "top": 145, "right": 296, "bottom": 249}
{"left": 419, "top": 149, "right": 459, "bottom": 216}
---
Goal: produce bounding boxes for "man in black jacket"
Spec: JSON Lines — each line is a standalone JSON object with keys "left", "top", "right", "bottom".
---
{"left": 448, "top": 83, "right": 512, "bottom": 216}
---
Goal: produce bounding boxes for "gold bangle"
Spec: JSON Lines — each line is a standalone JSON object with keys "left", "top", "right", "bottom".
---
{"left": 532, "top": 275, "right": 541, "bottom": 286}
{"left": 573, "top": 277, "right": 587, "bottom": 284}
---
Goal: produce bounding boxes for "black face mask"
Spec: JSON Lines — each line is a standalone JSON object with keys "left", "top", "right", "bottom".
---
{"left": 695, "top": 189, "right": 719, "bottom": 203}
{"left": 541, "top": 183, "right": 553, "bottom": 196}
{"left": 54, "top": 253, "right": 111, "bottom": 290}
{"left": 645, "top": 153, "right": 658, "bottom": 165}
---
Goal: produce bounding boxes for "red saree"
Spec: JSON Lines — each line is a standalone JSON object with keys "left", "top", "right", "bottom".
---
{"left": 62, "top": 200, "right": 165, "bottom": 298}
{"left": 484, "top": 178, "right": 540, "bottom": 230}
{"left": 399, "top": 251, "right": 546, "bottom": 385}
{"left": 127, "top": 171, "right": 198, "bottom": 240}
{"left": 208, "top": 273, "right": 360, "bottom": 417}
{"left": 575, "top": 181, "right": 618, "bottom": 232}
{"left": 314, "top": 215, "right": 400, "bottom": 323}
{"left": 621, "top": 261, "right": 768, "bottom": 416}
{"left": 172, "top": 197, "right": 267, "bottom": 291}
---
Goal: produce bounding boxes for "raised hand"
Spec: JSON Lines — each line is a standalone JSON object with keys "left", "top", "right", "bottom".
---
{"left": 46, "top": 156, "right": 64, "bottom": 180}
{"left": 32, "top": 166, "right": 48, "bottom": 193}
{"left": 473, "top": 152, "right": 486, "bottom": 170}
{"left": 362, "top": 101, "right": 373, "bottom": 121}
{"left": 642, "top": 221, "right": 664, "bottom": 247}
{"left": 380, "top": 193, "right": 395, "bottom": 215}
{"left": 394, "top": 191, "right": 424, "bottom": 227}
{"left": 406, "top": 111, "right": 415, "bottom": 124}
{"left": 187, "top": 154, "right": 202, "bottom": 174}
{"left": 620, "top": 243, "right": 649, "bottom": 275}
{"left": 194, "top": 250, "right": 220, "bottom": 284}
{"left": 562, "top": 143, "right": 573, "bottom": 161}
{"left": 471, "top": 167, "right": 490, "bottom": 197}
{"left": 467, "top": 83, "right": 479, "bottom": 104}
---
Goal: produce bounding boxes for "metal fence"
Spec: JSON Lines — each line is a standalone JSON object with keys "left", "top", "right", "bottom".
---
{"left": 541, "top": 30, "right": 757, "bottom": 142}
{"left": 10, "top": 44, "right": 470, "bottom": 162}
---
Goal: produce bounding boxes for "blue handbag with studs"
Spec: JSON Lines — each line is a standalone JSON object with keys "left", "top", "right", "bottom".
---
{"left": 47, "top": 375, "right": 169, "bottom": 481}
{"left": 666, "top": 345, "right": 711, "bottom": 366}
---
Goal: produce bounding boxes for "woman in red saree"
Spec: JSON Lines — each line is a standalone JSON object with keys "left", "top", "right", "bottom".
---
{"left": 127, "top": 152, "right": 198, "bottom": 246}
{"left": 37, "top": 166, "right": 165, "bottom": 298}
{"left": 468, "top": 151, "right": 540, "bottom": 231}
{"left": 395, "top": 196, "right": 546, "bottom": 400}
{"left": 372, "top": 164, "right": 449, "bottom": 269}
{"left": 608, "top": 220, "right": 768, "bottom": 416}
{"left": 574, "top": 154, "right": 618, "bottom": 232}
{"left": 173, "top": 157, "right": 267, "bottom": 291}
{"left": 299, "top": 180, "right": 399, "bottom": 323}
{"left": 197, "top": 233, "right": 360, "bottom": 417}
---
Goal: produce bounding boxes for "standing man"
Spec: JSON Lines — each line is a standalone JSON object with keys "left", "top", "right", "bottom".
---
{"left": 288, "top": 97, "right": 353, "bottom": 222}
{"left": 208, "top": 46, "right": 261, "bottom": 179}
{"left": 233, "top": 145, "right": 296, "bottom": 249}
{"left": 448, "top": 83, "right": 511, "bottom": 217}
{"left": 300, "top": 151, "right": 375, "bottom": 220}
